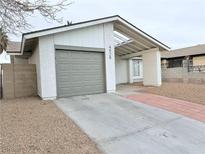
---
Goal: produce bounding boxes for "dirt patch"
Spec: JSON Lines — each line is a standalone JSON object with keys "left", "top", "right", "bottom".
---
{"left": 140, "top": 82, "right": 205, "bottom": 105}
{"left": 0, "top": 97, "right": 101, "bottom": 154}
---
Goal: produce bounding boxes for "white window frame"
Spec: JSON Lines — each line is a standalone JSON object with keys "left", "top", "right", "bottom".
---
{"left": 132, "top": 58, "right": 143, "bottom": 80}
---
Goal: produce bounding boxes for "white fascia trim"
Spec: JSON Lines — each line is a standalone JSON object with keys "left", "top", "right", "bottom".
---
{"left": 18, "top": 36, "right": 26, "bottom": 55}
{"left": 20, "top": 17, "right": 118, "bottom": 54}
{"left": 20, "top": 16, "right": 169, "bottom": 54}
{"left": 116, "top": 17, "right": 170, "bottom": 51}
{"left": 7, "top": 52, "right": 21, "bottom": 56}
{"left": 25, "top": 17, "right": 118, "bottom": 39}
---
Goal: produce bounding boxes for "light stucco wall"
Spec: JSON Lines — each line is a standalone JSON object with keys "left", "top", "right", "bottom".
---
{"left": 103, "top": 23, "right": 116, "bottom": 92}
{"left": 33, "top": 23, "right": 115, "bottom": 100}
{"left": 54, "top": 24, "right": 104, "bottom": 48}
{"left": 28, "top": 43, "right": 42, "bottom": 97}
{"left": 115, "top": 55, "right": 143, "bottom": 84}
{"left": 115, "top": 54, "right": 128, "bottom": 84}
{"left": 143, "top": 50, "right": 161, "bottom": 86}
{"left": 37, "top": 35, "right": 56, "bottom": 100}
{"left": 11, "top": 56, "right": 28, "bottom": 64}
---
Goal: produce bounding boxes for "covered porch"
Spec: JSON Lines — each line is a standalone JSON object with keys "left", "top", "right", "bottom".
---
{"left": 113, "top": 18, "right": 170, "bottom": 87}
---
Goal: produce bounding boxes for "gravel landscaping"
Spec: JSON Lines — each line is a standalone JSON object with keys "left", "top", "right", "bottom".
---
{"left": 0, "top": 97, "right": 101, "bottom": 154}
{"left": 140, "top": 82, "right": 205, "bottom": 105}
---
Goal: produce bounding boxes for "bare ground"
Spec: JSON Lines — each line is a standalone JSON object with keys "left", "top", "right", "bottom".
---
{"left": 138, "top": 82, "right": 205, "bottom": 105}
{"left": 0, "top": 97, "right": 101, "bottom": 154}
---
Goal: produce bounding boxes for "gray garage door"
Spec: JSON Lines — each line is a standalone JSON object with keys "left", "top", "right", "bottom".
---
{"left": 55, "top": 49, "right": 106, "bottom": 98}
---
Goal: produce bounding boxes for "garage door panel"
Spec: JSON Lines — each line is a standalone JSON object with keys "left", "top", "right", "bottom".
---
{"left": 57, "top": 73, "right": 104, "bottom": 78}
{"left": 56, "top": 66, "right": 104, "bottom": 72}
{"left": 57, "top": 52, "right": 103, "bottom": 60}
{"left": 56, "top": 50, "right": 106, "bottom": 97}
{"left": 56, "top": 70, "right": 104, "bottom": 76}
{"left": 57, "top": 78, "right": 105, "bottom": 83}
{"left": 60, "top": 85, "right": 104, "bottom": 92}
{"left": 56, "top": 59, "right": 104, "bottom": 64}
{"left": 57, "top": 76, "right": 105, "bottom": 82}
{"left": 56, "top": 71, "right": 104, "bottom": 76}
{"left": 59, "top": 55, "right": 103, "bottom": 59}
{"left": 57, "top": 78, "right": 104, "bottom": 83}
{"left": 58, "top": 84, "right": 105, "bottom": 89}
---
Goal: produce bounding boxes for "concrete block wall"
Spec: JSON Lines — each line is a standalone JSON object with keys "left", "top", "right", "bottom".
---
{"left": 162, "top": 67, "right": 205, "bottom": 84}
{"left": 1, "top": 64, "right": 37, "bottom": 99}
{"left": 1, "top": 64, "right": 15, "bottom": 99}
{"left": 184, "top": 72, "right": 205, "bottom": 84}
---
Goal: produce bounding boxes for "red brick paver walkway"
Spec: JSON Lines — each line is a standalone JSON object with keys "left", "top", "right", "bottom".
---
{"left": 127, "top": 93, "right": 205, "bottom": 123}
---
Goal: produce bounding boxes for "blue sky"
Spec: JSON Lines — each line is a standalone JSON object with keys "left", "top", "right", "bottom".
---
{"left": 9, "top": 0, "right": 205, "bottom": 50}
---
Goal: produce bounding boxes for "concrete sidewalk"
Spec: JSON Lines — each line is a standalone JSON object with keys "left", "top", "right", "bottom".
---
{"left": 55, "top": 94, "right": 205, "bottom": 154}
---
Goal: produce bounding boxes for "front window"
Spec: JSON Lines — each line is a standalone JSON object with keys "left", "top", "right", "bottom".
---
{"left": 133, "top": 60, "right": 141, "bottom": 77}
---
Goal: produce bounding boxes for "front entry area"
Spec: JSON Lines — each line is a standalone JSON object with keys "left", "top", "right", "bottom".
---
{"left": 55, "top": 49, "right": 106, "bottom": 98}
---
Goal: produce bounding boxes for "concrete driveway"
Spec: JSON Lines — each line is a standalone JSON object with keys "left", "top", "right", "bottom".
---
{"left": 55, "top": 94, "right": 205, "bottom": 154}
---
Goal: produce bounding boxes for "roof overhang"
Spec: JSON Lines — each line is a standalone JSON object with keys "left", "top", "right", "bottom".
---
{"left": 113, "top": 18, "right": 170, "bottom": 57}
{"left": 15, "top": 15, "right": 170, "bottom": 56}
{"left": 161, "top": 45, "right": 205, "bottom": 58}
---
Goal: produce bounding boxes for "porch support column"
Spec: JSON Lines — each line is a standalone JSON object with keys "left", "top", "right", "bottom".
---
{"left": 128, "top": 59, "right": 133, "bottom": 83}
{"left": 103, "top": 23, "right": 116, "bottom": 92}
{"left": 142, "top": 48, "right": 161, "bottom": 86}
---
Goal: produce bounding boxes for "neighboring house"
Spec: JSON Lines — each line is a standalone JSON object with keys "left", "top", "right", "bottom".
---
{"left": 0, "top": 41, "right": 20, "bottom": 64}
{"left": 161, "top": 44, "right": 205, "bottom": 84}
{"left": 0, "top": 41, "right": 21, "bottom": 98}
{"left": 6, "top": 41, "right": 28, "bottom": 64}
{"left": 6, "top": 41, "right": 21, "bottom": 53}
{"left": 7, "top": 15, "right": 170, "bottom": 100}
{"left": 161, "top": 44, "right": 205, "bottom": 70}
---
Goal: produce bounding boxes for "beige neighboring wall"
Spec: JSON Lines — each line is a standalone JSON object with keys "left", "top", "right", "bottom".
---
{"left": 2, "top": 64, "right": 37, "bottom": 99}
{"left": 1, "top": 65, "right": 15, "bottom": 98}
{"left": 11, "top": 56, "right": 28, "bottom": 64}
{"left": 193, "top": 56, "right": 205, "bottom": 66}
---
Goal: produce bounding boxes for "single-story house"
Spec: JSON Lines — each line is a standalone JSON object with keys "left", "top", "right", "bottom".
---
{"left": 161, "top": 44, "right": 205, "bottom": 68}
{"left": 8, "top": 15, "right": 170, "bottom": 100}
{"left": 0, "top": 41, "right": 21, "bottom": 64}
